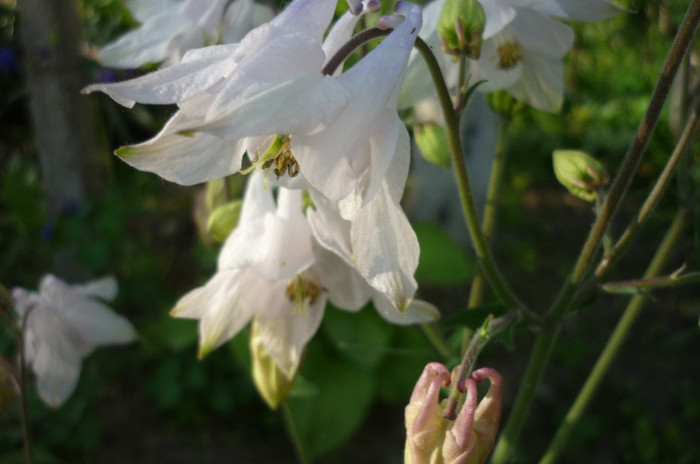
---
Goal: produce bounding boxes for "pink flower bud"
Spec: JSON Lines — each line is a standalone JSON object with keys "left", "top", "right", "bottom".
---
{"left": 405, "top": 364, "right": 503, "bottom": 464}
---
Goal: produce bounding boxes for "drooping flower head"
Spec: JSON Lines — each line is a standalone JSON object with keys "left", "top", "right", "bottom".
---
{"left": 404, "top": 363, "right": 502, "bottom": 464}
{"left": 12, "top": 275, "right": 136, "bottom": 408}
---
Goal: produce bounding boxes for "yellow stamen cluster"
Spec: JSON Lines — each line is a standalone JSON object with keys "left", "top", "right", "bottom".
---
{"left": 496, "top": 42, "right": 522, "bottom": 70}
{"left": 285, "top": 276, "right": 321, "bottom": 314}
{"left": 262, "top": 138, "right": 299, "bottom": 179}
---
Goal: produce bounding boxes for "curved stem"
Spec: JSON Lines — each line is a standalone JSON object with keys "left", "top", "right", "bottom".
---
{"left": 413, "top": 37, "right": 531, "bottom": 322}
{"left": 491, "top": 3, "right": 700, "bottom": 462}
{"left": 539, "top": 209, "right": 687, "bottom": 464}
{"left": 282, "top": 401, "right": 311, "bottom": 464}
{"left": 322, "top": 28, "right": 390, "bottom": 76}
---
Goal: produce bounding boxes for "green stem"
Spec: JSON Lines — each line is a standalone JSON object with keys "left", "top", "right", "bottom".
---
{"left": 19, "top": 308, "right": 34, "bottom": 464}
{"left": 538, "top": 209, "right": 687, "bottom": 464}
{"left": 491, "top": 3, "right": 700, "bottom": 462}
{"left": 413, "top": 38, "right": 529, "bottom": 320}
{"left": 467, "top": 118, "right": 511, "bottom": 309}
{"left": 282, "top": 401, "right": 311, "bottom": 464}
{"left": 421, "top": 323, "right": 456, "bottom": 362}
{"left": 595, "top": 104, "right": 700, "bottom": 279}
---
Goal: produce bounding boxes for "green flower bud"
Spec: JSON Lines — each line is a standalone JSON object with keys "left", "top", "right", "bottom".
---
{"left": 553, "top": 150, "right": 609, "bottom": 202}
{"left": 207, "top": 200, "right": 242, "bottom": 243}
{"left": 438, "top": 0, "right": 486, "bottom": 59}
{"left": 414, "top": 123, "right": 451, "bottom": 169}
{"left": 485, "top": 91, "right": 526, "bottom": 120}
{"left": 250, "top": 318, "right": 298, "bottom": 410}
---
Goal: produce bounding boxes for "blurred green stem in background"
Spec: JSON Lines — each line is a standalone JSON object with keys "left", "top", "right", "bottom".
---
{"left": 539, "top": 208, "right": 688, "bottom": 464}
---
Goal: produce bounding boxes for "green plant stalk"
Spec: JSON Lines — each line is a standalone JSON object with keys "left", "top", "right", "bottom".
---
{"left": 421, "top": 323, "right": 456, "bottom": 361}
{"left": 538, "top": 208, "right": 687, "bottom": 464}
{"left": 595, "top": 106, "right": 700, "bottom": 278}
{"left": 20, "top": 309, "right": 34, "bottom": 464}
{"left": 464, "top": 119, "right": 511, "bottom": 352}
{"left": 413, "top": 38, "right": 526, "bottom": 318}
{"left": 490, "top": 2, "right": 700, "bottom": 462}
{"left": 282, "top": 401, "right": 311, "bottom": 464}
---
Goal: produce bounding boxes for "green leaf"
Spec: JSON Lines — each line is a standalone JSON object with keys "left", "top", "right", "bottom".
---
{"left": 552, "top": 149, "right": 606, "bottom": 202}
{"left": 322, "top": 305, "right": 392, "bottom": 370}
{"left": 287, "top": 343, "right": 375, "bottom": 457}
{"left": 413, "top": 222, "right": 474, "bottom": 286}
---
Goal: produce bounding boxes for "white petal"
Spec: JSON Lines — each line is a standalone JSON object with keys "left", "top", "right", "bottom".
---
{"left": 84, "top": 43, "right": 239, "bottom": 107}
{"left": 373, "top": 295, "right": 440, "bottom": 325}
{"left": 257, "top": 293, "right": 326, "bottom": 377}
{"left": 507, "top": 52, "right": 564, "bottom": 112}
{"left": 251, "top": 188, "right": 315, "bottom": 281}
{"left": 509, "top": 10, "right": 574, "bottom": 59}
{"left": 197, "top": 74, "right": 350, "bottom": 139}
{"left": 33, "top": 343, "right": 82, "bottom": 408}
{"left": 352, "top": 182, "right": 419, "bottom": 311}
{"left": 97, "top": 14, "right": 184, "bottom": 68}
{"left": 73, "top": 276, "right": 118, "bottom": 301}
{"left": 313, "top": 244, "right": 371, "bottom": 311}
{"left": 322, "top": 11, "right": 362, "bottom": 72}
{"left": 478, "top": 0, "right": 517, "bottom": 39}
{"left": 38, "top": 277, "right": 136, "bottom": 346}
{"left": 470, "top": 37, "right": 524, "bottom": 93}
{"left": 172, "top": 269, "right": 259, "bottom": 357}
{"left": 222, "top": 0, "right": 275, "bottom": 44}
{"left": 116, "top": 111, "right": 248, "bottom": 186}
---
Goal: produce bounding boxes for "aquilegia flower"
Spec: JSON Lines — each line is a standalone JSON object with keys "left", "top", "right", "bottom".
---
{"left": 404, "top": 363, "right": 502, "bottom": 464}
{"left": 400, "top": 0, "right": 622, "bottom": 113}
{"left": 84, "top": 0, "right": 422, "bottom": 210}
{"left": 172, "top": 172, "right": 438, "bottom": 378}
{"left": 12, "top": 275, "right": 136, "bottom": 408}
{"left": 97, "top": 0, "right": 273, "bottom": 68}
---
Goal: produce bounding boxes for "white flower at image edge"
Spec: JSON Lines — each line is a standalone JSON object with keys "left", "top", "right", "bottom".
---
{"left": 12, "top": 275, "right": 136, "bottom": 408}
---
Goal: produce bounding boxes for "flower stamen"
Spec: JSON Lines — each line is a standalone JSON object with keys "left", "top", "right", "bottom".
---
{"left": 495, "top": 42, "right": 522, "bottom": 70}
{"left": 285, "top": 276, "right": 321, "bottom": 315}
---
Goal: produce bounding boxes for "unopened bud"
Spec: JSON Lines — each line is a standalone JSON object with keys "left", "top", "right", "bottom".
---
{"left": 207, "top": 200, "right": 242, "bottom": 243}
{"left": 250, "top": 318, "right": 298, "bottom": 409}
{"left": 485, "top": 91, "right": 525, "bottom": 119}
{"left": 438, "top": 0, "right": 486, "bottom": 59}
{"left": 405, "top": 363, "right": 502, "bottom": 464}
{"left": 414, "top": 123, "right": 451, "bottom": 169}
{"left": 553, "top": 150, "right": 610, "bottom": 202}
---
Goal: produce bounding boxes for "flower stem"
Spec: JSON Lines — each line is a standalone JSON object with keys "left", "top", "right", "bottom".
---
{"left": 413, "top": 38, "right": 531, "bottom": 322}
{"left": 538, "top": 208, "right": 687, "bottom": 464}
{"left": 282, "top": 401, "right": 311, "bottom": 464}
{"left": 490, "top": 3, "right": 700, "bottom": 461}
{"left": 19, "top": 308, "right": 34, "bottom": 464}
{"left": 595, "top": 102, "right": 700, "bottom": 279}
{"left": 421, "top": 323, "right": 456, "bottom": 362}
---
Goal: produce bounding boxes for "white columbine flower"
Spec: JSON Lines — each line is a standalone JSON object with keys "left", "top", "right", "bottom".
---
{"left": 97, "top": 0, "right": 273, "bottom": 68}
{"left": 12, "top": 275, "right": 136, "bottom": 408}
{"left": 84, "top": 0, "right": 422, "bottom": 211}
{"left": 172, "top": 172, "right": 438, "bottom": 376}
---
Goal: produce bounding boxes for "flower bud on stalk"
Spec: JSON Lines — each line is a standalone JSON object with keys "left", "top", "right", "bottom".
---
{"left": 250, "top": 317, "right": 298, "bottom": 409}
{"left": 405, "top": 363, "right": 502, "bottom": 464}
{"left": 438, "top": 0, "right": 486, "bottom": 59}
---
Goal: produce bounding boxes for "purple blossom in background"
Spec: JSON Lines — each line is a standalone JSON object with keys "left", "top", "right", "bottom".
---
{"left": 0, "top": 46, "right": 19, "bottom": 73}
